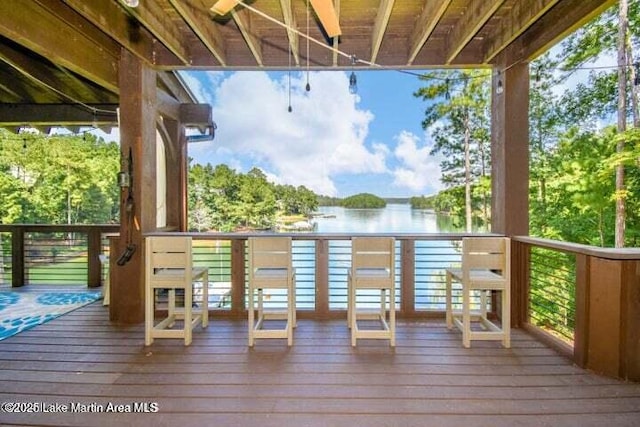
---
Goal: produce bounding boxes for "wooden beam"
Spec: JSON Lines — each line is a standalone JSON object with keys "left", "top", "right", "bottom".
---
{"left": 168, "top": 0, "right": 227, "bottom": 66}
{"left": 445, "top": 0, "right": 506, "bottom": 65}
{"left": 332, "top": 0, "right": 341, "bottom": 66}
{"left": 483, "top": 0, "right": 561, "bottom": 63}
{"left": 232, "top": 7, "right": 263, "bottom": 67}
{"left": 519, "top": 0, "right": 616, "bottom": 61}
{"left": 0, "top": 104, "right": 118, "bottom": 126}
{"left": 279, "top": 0, "right": 300, "bottom": 66}
{"left": 157, "top": 71, "right": 194, "bottom": 104}
{"left": 371, "top": 0, "right": 395, "bottom": 64}
{"left": 125, "top": 0, "right": 192, "bottom": 65}
{"left": 62, "top": 0, "right": 181, "bottom": 68}
{"left": 179, "top": 104, "right": 213, "bottom": 127}
{"left": 407, "top": 0, "right": 452, "bottom": 66}
{"left": 0, "top": 0, "right": 119, "bottom": 93}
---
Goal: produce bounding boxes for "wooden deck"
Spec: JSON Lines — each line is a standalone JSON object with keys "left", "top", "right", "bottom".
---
{"left": 1, "top": 303, "right": 639, "bottom": 427}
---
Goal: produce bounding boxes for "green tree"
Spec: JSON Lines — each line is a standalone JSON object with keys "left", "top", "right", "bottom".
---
{"left": 0, "top": 130, "right": 119, "bottom": 224}
{"left": 341, "top": 193, "right": 386, "bottom": 208}
{"left": 414, "top": 70, "right": 491, "bottom": 231}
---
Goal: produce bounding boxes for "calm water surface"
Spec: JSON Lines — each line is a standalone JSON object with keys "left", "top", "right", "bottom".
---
{"left": 313, "top": 204, "right": 460, "bottom": 233}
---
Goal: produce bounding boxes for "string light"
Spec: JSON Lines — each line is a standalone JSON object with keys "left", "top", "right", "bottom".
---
{"left": 349, "top": 55, "right": 358, "bottom": 94}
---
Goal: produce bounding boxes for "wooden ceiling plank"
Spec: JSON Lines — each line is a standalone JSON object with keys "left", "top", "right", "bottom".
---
{"left": 0, "top": 68, "right": 42, "bottom": 102}
{"left": 0, "top": 43, "right": 78, "bottom": 102}
{"left": 279, "top": 0, "right": 300, "bottom": 66}
{"left": 0, "top": 103, "right": 119, "bottom": 126}
{"left": 445, "top": 0, "right": 506, "bottom": 65}
{"left": 0, "top": 1, "right": 119, "bottom": 93}
{"left": 519, "top": 0, "right": 616, "bottom": 62}
{"left": 168, "top": 0, "right": 227, "bottom": 66}
{"left": 407, "top": 0, "right": 453, "bottom": 66}
{"left": 483, "top": 0, "right": 562, "bottom": 63}
{"left": 371, "top": 0, "right": 395, "bottom": 64}
{"left": 232, "top": 7, "right": 263, "bottom": 67}
{"left": 125, "top": 0, "right": 192, "bottom": 65}
{"left": 62, "top": 0, "right": 180, "bottom": 68}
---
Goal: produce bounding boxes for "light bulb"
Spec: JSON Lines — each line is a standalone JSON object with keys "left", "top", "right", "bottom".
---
{"left": 122, "top": 0, "right": 139, "bottom": 7}
{"left": 349, "top": 72, "right": 357, "bottom": 94}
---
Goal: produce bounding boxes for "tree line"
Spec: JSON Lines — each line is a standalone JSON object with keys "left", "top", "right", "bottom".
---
{"left": 413, "top": 1, "right": 640, "bottom": 247}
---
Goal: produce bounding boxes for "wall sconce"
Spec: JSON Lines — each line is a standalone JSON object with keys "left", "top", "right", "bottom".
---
{"left": 117, "top": 171, "right": 131, "bottom": 188}
{"left": 121, "top": 0, "right": 139, "bottom": 8}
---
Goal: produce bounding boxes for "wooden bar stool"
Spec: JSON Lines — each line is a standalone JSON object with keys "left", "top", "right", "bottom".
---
{"left": 348, "top": 237, "right": 396, "bottom": 347}
{"left": 144, "top": 236, "right": 209, "bottom": 346}
{"left": 247, "top": 236, "right": 296, "bottom": 346}
{"left": 445, "top": 237, "right": 511, "bottom": 348}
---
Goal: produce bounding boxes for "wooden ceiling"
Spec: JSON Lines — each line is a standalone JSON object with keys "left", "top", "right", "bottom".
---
{"left": 0, "top": 0, "right": 615, "bottom": 127}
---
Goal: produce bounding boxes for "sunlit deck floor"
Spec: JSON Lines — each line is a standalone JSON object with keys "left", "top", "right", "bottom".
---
{"left": 1, "top": 303, "right": 639, "bottom": 427}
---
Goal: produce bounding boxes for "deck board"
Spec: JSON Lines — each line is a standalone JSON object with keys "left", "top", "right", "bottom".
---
{"left": 1, "top": 303, "right": 639, "bottom": 427}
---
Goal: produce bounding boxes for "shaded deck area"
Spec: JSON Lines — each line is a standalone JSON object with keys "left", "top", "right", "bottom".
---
{"left": 1, "top": 302, "right": 639, "bottom": 427}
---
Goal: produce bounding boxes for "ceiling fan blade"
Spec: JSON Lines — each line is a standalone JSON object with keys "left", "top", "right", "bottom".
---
{"left": 310, "top": 0, "right": 341, "bottom": 38}
{"left": 210, "top": 0, "right": 240, "bottom": 15}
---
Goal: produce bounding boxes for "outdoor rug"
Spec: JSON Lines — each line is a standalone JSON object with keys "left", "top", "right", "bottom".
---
{"left": 0, "top": 291, "right": 102, "bottom": 340}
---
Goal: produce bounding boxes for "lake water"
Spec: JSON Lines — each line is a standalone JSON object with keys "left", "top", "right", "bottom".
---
{"left": 312, "top": 204, "right": 461, "bottom": 233}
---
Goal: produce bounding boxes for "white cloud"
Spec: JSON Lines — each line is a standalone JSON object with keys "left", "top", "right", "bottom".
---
{"left": 391, "top": 131, "right": 443, "bottom": 194}
{"left": 188, "top": 71, "right": 383, "bottom": 196}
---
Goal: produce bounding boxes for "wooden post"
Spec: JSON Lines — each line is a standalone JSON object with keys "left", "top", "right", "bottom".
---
{"left": 87, "top": 227, "right": 101, "bottom": 288}
{"left": 400, "top": 239, "right": 415, "bottom": 317}
{"left": 315, "top": 239, "right": 329, "bottom": 319}
{"left": 491, "top": 53, "right": 529, "bottom": 328}
{"left": 490, "top": 59, "right": 529, "bottom": 237}
{"left": 573, "top": 253, "right": 590, "bottom": 368}
{"left": 109, "top": 49, "right": 157, "bottom": 324}
{"left": 230, "top": 239, "right": 246, "bottom": 317}
{"left": 11, "top": 226, "right": 24, "bottom": 287}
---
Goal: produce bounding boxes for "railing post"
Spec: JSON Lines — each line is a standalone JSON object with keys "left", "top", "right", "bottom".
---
{"left": 315, "top": 238, "right": 329, "bottom": 319}
{"left": 511, "top": 240, "right": 530, "bottom": 328}
{"left": 11, "top": 226, "right": 25, "bottom": 287}
{"left": 573, "top": 253, "right": 590, "bottom": 368}
{"left": 400, "top": 239, "right": 415, "bottom": 317}
{"left": 230, "top": 239, "right": 246, "bottom": 317}
{"left": 87, "top": 228, "right": 101, "bottom": 288}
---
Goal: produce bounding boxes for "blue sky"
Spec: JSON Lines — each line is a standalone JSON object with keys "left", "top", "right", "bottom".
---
{"left": 180, "top": 69, "right": 445, "bottom": 198}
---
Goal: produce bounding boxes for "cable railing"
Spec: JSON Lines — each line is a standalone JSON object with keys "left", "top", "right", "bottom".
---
{"left": 0, "top": 224, "right": 118, "bottom": 288}
{"left": 3, "top": 225, "right": 638, "bottom": 380}
{"left": 529, "top": 246, "right": 576, "bottom": 343}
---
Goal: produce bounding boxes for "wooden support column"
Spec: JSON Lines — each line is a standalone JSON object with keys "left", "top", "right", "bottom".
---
{"left": 490, "top": 59, "right": 529, "bottom": 236}
{"left": 109, "top": 49, "right": 157, "bottom": 324}
{"left": 158, "top": 117, "right": 187, "bottom": 230}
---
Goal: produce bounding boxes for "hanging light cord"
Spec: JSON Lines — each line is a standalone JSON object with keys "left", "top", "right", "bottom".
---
{"left": 305, "top": 0, "right": 311, "bottom": 91}
{"left": 288, "top": 35, "right": 293, "bottom": 112}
